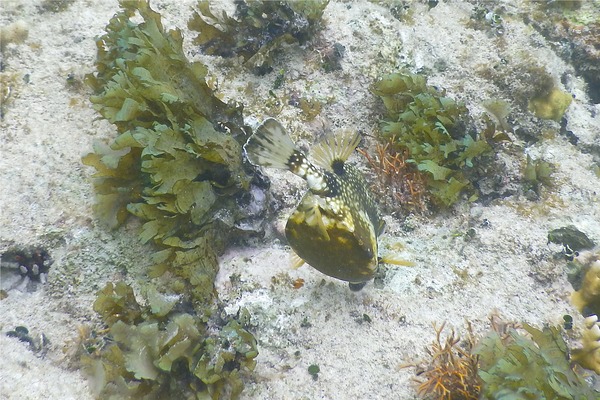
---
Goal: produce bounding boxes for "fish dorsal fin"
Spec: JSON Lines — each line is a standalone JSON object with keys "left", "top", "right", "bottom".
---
{"left": 244, "top": 118, "right": 298, "bottom": 169}
{"left": 310, "top": 130, "right": 361, "bottom": 171}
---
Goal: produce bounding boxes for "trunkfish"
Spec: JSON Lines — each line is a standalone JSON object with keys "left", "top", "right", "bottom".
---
{"left": 244, "top": 118, "right": 386, "bottom": 291}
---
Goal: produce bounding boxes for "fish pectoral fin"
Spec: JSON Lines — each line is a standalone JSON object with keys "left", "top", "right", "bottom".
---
{"left": 290, "top": 251, "right": 305, "bottom": 270}
{"left": 379, "top": 255, "right": 415, "bottom": 267}
{"left": 244, "top": 118, "right": 299, "bottom": 169}
{"left": 378, "top": 240, "right": 414, "bottom": 266}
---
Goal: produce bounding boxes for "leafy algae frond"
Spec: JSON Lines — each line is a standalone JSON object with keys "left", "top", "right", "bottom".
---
{"left": 414, "top": 317, "right": 599, "bottom": 399}
{"left": 82, "top": 0, "right": 266, "bottom": 293}
{"left": 474, "top": 323, "right": 597, "bottom": 399}
{"left": 371, "top": 72, "right": 494, "bottom": 207}
{"left": 82, "top": 1, "right": 264, "bottom": 398}
{"left": 84, "top": 282, "right": 257, "bottom": 399}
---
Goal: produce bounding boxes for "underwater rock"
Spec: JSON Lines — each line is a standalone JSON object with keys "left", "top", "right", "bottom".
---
{"left": 527, "top": 3, "right": 600, "bottom": 104}
{"left": 189, "top": 0, "right": 329, "bottom": 74}
{"left": 548, "top": 225, "right": 595, "bottom": 253}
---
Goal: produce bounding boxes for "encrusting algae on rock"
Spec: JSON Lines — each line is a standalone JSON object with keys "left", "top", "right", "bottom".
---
{"left": 244, "top": 119, "right": 411, "bottom": 291}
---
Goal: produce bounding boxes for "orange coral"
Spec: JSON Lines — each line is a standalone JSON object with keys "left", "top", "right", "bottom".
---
{"left": 359, "top": 138, "right": 428, "bottom": 212}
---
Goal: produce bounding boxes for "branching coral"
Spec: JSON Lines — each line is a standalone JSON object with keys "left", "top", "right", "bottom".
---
{"left": 370, "top": 72, "right": 494, "bottom": 207}
{"left": 571, "top": 252, "right": 600, "bottom": 317}
{"left": 188, "top": 0, "right": 329, "bottom": 74}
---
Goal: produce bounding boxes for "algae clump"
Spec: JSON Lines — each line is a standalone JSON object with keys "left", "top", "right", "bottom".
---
{"left": 474, "top": 323, "right": 598, "bottom": 399}
{"left": 529, "top": 87, "right": 573, "bottom": 121}
{"left": 82, "top": 1, "right": 265, "bottom": 398}
{"left": 82, "top": 0, "right": 267, "bottom": 300}
{"left": 371, "top": 72, "right": 493, "bottom": 207}
{"left": 85, "top": 282, "right": 257, "bottom": 400}
{"left": 188, "top": 0, "right": 329, "bottom": 74}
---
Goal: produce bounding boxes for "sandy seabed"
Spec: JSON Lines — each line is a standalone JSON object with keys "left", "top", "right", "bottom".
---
{"left": 1, "top": 1, "right": 599, "bottom": 399}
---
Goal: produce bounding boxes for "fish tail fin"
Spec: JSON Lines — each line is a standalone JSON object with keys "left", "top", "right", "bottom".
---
{"left": 244, "top": 118, "right": 300, "bottom": 170}
{"left": 311, "top": 130, "right": 361, "bottom": 171}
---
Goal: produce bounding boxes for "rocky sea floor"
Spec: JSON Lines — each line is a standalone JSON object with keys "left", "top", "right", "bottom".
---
{"left": 1, "top": 1, "right": 599, "bottom": 399}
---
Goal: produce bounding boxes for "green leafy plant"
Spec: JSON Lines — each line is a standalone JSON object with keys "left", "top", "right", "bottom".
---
{"left": 371, "top": 72, "right": 493, "bottom": 207}
{"left": 523, "top": 154, "right": 553, "bottom": 195}
{"left": 414, "top": 316, "right": 599, "bottom": 399}
{"left": 84, "top": 282, "right": 257, "bottom": 399}
{"left": 474, "top": 323, "right": 597, "bottom": 399}
{"left": 188, "top": 0, "right": 329, "bottom": 74}
{"left": 81, "top": 1, "right": 266, "bottom": 397}
{"left": 82, "top": 0, "right": 267, "bottom": 301}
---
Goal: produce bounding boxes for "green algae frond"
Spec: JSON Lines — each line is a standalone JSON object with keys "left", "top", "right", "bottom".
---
{"left": 85, "top": 282, "right": 257, "bottom": 400}
{"left": 82, "top": 1, "right": 265, "bottom": 398}
{"left": 523, "top": 154, "right": 553, "bottom": 195}
{"left": 82, "top": 0, "right": 267, "bottom": 299}
{"left": 474, "top": 323, "right": 597, "bottom": 399}
{"left": 371, "top": 72, "right": 493, "bottom": 207}
{"left": 528, "top": 87, "right": 573, "bottom": 121}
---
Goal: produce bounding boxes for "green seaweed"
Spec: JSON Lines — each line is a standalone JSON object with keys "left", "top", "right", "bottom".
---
{"left": 93, "top": 282, "right": 143, "bottom": 326}
{"left": 82, "top": 1, "right": 265, "bottom": 397}
{"left": 188, "top": 0, "right": 329, "bottom": 74}
{"left": 82, "top": 0, "right": 267, "bottom": 300}
{"left": 523, "top": 154, "right": 553, "bottom": 195}
{"left": 474, "top": 323, "right": 598, "bottom": 399}
{"left": 85, "top": 282, "right": 257, "bottom": 400}
{"left": 371, "top": 72, "right": 493, "bottom": 207}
